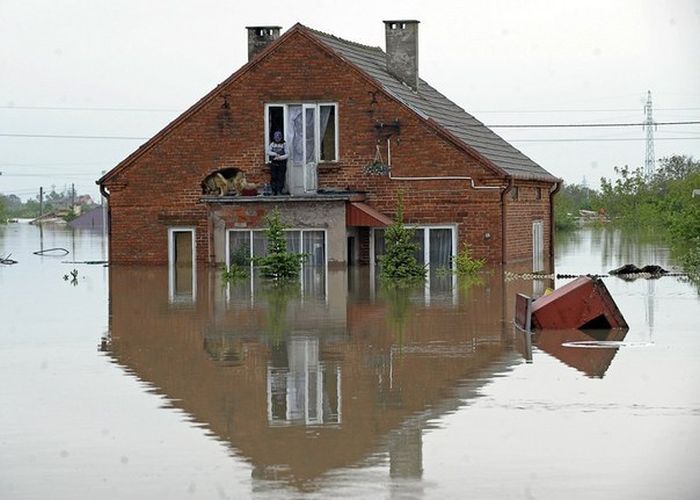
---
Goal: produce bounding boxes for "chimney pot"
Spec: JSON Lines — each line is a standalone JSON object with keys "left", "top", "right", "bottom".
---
{"left": 246, "top": 26, "right": 281, "bottom": 61}
{"left": 383, "top": 20, "right": 420, "bottom": 91}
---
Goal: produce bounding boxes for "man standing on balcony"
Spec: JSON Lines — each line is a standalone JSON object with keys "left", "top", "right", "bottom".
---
{"left": 268, "top": 130, "right": 288, "bottom": 195}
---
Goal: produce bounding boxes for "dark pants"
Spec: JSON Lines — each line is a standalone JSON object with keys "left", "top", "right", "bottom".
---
{"left": 270, "top": 161, "right": 286, "bottom": 195}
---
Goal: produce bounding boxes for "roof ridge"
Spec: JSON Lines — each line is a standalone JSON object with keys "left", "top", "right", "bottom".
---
{"left": 304, "top": 25, "right": 383, "bottom": 53}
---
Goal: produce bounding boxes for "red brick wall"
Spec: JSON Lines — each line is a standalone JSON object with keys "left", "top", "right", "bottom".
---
{"left": 504, "top": 181, "right": 553, "bottom": 267}
{"left": 104, "top": 30, "right": 547, "bottom": 265}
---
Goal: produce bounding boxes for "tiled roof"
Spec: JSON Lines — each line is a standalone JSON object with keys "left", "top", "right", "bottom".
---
{"left": 307, "top": 27, "right": 558, "bottom": 182}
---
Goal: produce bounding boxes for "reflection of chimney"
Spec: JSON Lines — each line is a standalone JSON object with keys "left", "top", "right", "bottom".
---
{"left": 246, "top": 26, "right": 281, "bottom": 61}
{"left": 383, "top": 20, "right": 420, "bottom": 91}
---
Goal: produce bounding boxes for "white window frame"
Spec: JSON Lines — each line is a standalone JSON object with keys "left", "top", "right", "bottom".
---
{"left": 167, "top": 227, "right": 197, "bottom": 303}
{"left": 370, "top": 224, "right": 457, "bottom": 271}
{"left": 263, "top": 103, "right": 338, "bottom": 164}
{"left": 532, "top": 220, "right": 544, "bottom": 272}
{"left": 225, "top": 228, "right": 329, "bottom": 300}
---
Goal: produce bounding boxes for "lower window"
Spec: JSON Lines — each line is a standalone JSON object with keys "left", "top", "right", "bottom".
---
{"left": 227, "top": 228, "right": 326, "bottom": 268}
{"left": 371, "top": 226, "right": 456, "bottom": 269}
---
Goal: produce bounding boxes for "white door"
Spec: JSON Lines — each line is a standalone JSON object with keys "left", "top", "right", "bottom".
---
{"left": 286, "top": 104, "right": 318, "bottom": 195}
{"left": 532, "top": 220, "right": 544, "bottom": 272}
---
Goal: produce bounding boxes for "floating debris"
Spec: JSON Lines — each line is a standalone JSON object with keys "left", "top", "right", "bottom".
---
{"left": 1, "top": 253, "right": 18, "bottom": 265}
{"left": 61, "top": 260, "right": 108, "bottom": 265}
{"left": 34, "top": 247, "right": 69, "bottom": 256}
{"left": 63, "top": 269, "right": 79, "bottom": 286}
{"left": 515, "top": 276, "right": 628, "bottom": 331}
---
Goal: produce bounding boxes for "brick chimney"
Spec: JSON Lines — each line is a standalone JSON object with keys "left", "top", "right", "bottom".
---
{"left": 245, "top": 26, "right": 281, "bottom": 61}
{"left": 383, "top": 20, "right": 420, "bottom": 91}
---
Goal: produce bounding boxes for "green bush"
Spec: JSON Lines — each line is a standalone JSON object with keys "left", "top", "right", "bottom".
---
{"left": 379, "top": 197, "right": 426, "bottom": 283}
{"left": 454, "top": 243, "right": 485, "bottom": 276}
{"left": 221, "top": 264, "right": 248, "bottom": 283}
{"left": 254, "top": 209, "right": 305, "bottom": 280}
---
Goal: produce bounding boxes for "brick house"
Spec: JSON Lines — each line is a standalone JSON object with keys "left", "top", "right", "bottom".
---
{"left": 98, "top": 21, "right": 560, "bottom": 273}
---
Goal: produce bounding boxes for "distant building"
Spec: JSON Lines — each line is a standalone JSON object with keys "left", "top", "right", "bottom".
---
{"left": 68, "top": 206, "right": 107, "bottom": 230}
{"left": 98, "top": 21, "right": 560, "bottom": 271}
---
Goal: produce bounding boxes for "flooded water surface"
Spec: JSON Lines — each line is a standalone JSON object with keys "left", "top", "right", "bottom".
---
{"left": 1, "top": 223, "right": 699, "bottom": 499}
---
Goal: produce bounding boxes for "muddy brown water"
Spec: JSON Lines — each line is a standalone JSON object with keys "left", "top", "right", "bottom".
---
{"left": 1, "top": 223, "right": 698, "bottom": 499}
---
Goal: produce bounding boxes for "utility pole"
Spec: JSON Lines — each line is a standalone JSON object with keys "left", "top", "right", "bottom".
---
{"left": 71, "top": 183, "right": 75, "bottom": 214}
{"left": 643, "top": 90, "right": 656, "bottom": 176}
{"left": 39, "top": 186, "right": 44, "bottom": 218}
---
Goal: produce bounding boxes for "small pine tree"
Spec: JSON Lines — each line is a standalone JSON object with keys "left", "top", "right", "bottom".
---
{"left": 454, "top": 242, "right": 485, "bottom": 276}
{"left": 255, "top": 209, "right": 304, "bottom": 280}
{"left": 379, "top": 197, "right": 426, "bottom": 282}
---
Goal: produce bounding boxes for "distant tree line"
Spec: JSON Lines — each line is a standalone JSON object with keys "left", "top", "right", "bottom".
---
{"left": 556, "top": 154, "right": 700, "bottom": 276}
{"left": 0, "top": 186, "right": 97, "bottom": 222}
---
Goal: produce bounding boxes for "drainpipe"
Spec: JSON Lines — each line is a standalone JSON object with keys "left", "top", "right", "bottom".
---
{"left": 99, "top": 183, "right": 111, "bottom": 255}
{"left": 548, "top": 181, "right": 561, "bottom": 273}
{"left": 500, "top": 176, "right": 514, "bottom": 266}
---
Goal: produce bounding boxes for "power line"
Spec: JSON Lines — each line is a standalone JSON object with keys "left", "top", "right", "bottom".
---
{"left": 1, "top": 120, "right": 699, "bottom": 142}
{"left": 487, "top": 120, "right": 700, "bottom": 128}
{"left": 473, "top": 107, "right": 700, "bottom": 113}
{"left": 0, "top": 133, "right": 148, "bottom": 140}
{"left": 0, "top": 162, "right": 107, "bottom": 167}
{"left": 510, "top": 137, "right": 700, "bottom": 143}
{"left": 4, "top": 104, "right": 700, "bottom": 114}
{"left": 0, "top": 105, "right": 179, "bottom": 112}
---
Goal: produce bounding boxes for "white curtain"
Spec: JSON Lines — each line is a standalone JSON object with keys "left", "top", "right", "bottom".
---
{"left": 305, "top": 107, "right": 316, "bottom": 164}
{"left": 429, "top": 228, "right": 452, "bottom": 269}
{"left": 287, "top": 105, "right": 303, "bottom": 165}
{"left": 303, "top": 230, "right": 325, "bottom": 266}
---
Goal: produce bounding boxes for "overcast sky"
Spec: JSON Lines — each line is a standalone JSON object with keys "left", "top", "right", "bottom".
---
{"left": 1, "top": 0, "right": 699, "bottom": 201}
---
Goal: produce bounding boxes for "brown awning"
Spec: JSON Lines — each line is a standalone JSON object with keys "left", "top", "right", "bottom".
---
{"left": 346, "top": 202, "right": 392, "bottom": 227}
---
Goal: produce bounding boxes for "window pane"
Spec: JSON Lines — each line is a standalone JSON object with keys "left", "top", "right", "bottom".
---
{"left": 303, "top": 231, "right": 325, "bottom": 266}
{"left": 253, "top": 231, "right": 268, "bottom": 259}
{"left": 412, "top": 228, "right": 425, "bottom": 265}
{"left": 305, "top": 107, "right": 316, "bottom": 163}
{"left": 288, "top": 105, "right": 303, "bottom": 164}
{"left": 285, "top": 230, "right": 301, "bottom": 254}
{"left": 320, "top": 105, "right": 336, "bottom": 161}
{"left": 429, "top": 228, "right": 452, "bottom": 269}
{"left": 373, "top": 229, "right": 385, "bottom": 263}
{"left": 229, "top": 231, "right": 251, "bottom": 266}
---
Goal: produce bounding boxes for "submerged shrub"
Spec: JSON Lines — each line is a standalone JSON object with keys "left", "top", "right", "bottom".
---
{"left": 255, "top": 209, "right": 305, "bottom": 280}
{"left": 379, "top": 198, "right": 426, "bottom": 283}
{"left": 221, "top": 263, "right": 248, "bottom": 283}
{"left": 454, "top": 243, "right": 485, "bottom": 276}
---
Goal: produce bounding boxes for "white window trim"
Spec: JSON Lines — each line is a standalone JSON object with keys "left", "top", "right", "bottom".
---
{"left": 167, "top": 227, "right": 197, "bottom": 303}
{"left": 263, "top": 103, "right": 338, "bottom": 164}
{"left": 318, "top": 102, "right": 339, "bottom": 163}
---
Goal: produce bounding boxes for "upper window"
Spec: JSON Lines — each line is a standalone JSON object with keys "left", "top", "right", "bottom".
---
{"left": 511, "top": 186, "right": 519, "bottom": 201}
{"left": 265, "top": 103, "right": 338, "bottom": 163}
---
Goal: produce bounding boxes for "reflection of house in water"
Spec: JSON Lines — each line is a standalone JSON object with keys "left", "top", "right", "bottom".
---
{"left": 267, "top": 336, "right": 342, "bottom": 426}
{"left": 103, "top": 266, "right": 553, "bottom": 489}
{"left": 515, "top": 328, "right": 628, "bottom": 378}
